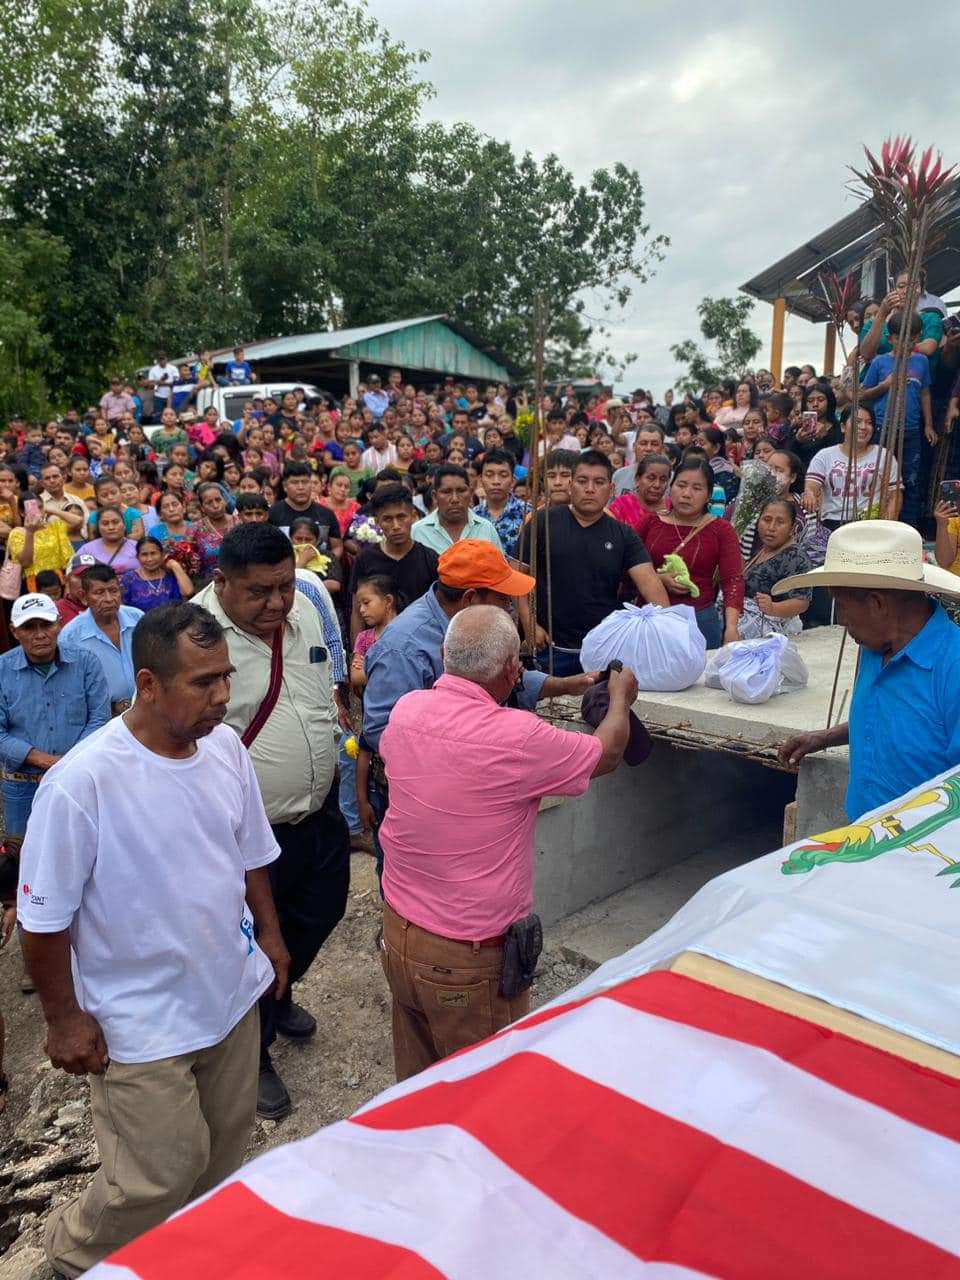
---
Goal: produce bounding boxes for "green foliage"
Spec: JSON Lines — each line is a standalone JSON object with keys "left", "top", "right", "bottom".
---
{"left": 0, "top": 0, "right": 666, "bottom": 410}
{"left": 0, "top": 226, "right": 69, "bottom": 417}
{"left": 671, "top": 295, "right": 762, "bottom": 394}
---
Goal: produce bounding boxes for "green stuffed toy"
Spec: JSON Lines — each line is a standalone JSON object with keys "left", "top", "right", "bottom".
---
{"left": 657, "top": 553, "right": 700, "bottom": 598}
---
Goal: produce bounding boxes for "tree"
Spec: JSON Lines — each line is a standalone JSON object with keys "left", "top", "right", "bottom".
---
{"left": 0, "top": 225, "right": 68, "bottom": 417}
{"left": 0, "top": 0, "right": 667, "bottom": 408}
{"left": 671, "top": 295, "right": 762, "bottom": 393}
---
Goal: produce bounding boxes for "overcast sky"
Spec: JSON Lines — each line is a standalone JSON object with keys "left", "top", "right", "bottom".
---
{"left": 367, "top": 0, "right": 960, "bottom": 394}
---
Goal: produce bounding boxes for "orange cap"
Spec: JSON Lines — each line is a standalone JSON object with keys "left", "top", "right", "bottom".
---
{"left": 438, "top": 539, "right": 535, "bottom": 596}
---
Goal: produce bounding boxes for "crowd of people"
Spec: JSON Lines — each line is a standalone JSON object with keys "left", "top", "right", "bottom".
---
{"left": 2, "top": 277, "right": 960, "bottom": 1275}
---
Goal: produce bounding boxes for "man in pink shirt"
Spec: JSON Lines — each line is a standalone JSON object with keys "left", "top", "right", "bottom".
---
{"left": 99, "top": 376, "right": 136, "bottom": 426}
{"left": 379, "top": 606, "right": 638, "bottom": 1080}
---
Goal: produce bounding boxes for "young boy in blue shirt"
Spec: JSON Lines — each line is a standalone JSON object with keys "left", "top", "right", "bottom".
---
{"left": 861, "top": 310, "right": 935, "bottom": 528}
{"left": 224, "top": 346, "right": 255, "bottom": 385}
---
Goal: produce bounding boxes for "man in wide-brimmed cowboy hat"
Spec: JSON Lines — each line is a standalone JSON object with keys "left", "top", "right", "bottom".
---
{"left": 776, "top": 520, "right": 960, "bottom": 820}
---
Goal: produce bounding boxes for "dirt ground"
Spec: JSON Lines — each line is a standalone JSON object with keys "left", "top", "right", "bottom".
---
{"left": 0, "top": 853, "right": 594, "bottom": 1279}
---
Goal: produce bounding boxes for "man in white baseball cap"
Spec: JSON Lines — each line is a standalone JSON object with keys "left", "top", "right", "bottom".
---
{"left": 776, "top": 521, "right": 960, "bottom": 819}
{"left": 0, "top": 592, "right": 110, "bottom": 990}
{"left": 0, "top": 595, "right": 110, "bottom": 841}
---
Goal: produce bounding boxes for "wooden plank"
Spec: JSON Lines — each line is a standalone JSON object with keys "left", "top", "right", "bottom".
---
{"left": 670, "top": 951, "right": 960, "bottom": 1078}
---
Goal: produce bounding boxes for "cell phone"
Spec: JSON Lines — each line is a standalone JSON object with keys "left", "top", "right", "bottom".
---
{"left": 23, "top": 498, "right": 40, "bottom": 521}
{"left": 800, "top": 410, "right": 818, "bottom": 433}
{"left": 940, "top": 480, "right": 960, "bottom": 507}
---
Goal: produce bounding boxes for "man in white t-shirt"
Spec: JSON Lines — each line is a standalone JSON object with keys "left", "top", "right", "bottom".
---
{"left": 19, "top": 603, "right": 289, "bottom": 1279}
{"left": 144, "top": 351, "right": 177, "bottom": 418}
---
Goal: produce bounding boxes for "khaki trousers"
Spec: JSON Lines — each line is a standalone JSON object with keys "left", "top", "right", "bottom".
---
{"left": 46, "top": 1004, "right": 259, "bottom": 1278}
{"left": 382, "top": 901, "right": 530, "bottom": 1082}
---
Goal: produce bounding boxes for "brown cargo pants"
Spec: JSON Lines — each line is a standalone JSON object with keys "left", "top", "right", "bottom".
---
{"left": 381, "top": 901, "right": 530, "bottom": 1081}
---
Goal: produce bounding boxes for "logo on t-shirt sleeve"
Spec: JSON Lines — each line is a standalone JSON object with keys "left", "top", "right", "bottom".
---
{"left": 240, "top": 915, "right": 255, "bottom": 955}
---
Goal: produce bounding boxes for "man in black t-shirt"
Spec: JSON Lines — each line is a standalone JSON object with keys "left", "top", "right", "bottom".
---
{"left": 349, "top": 486, "right": 438, "bottom": 640}
{"left": 268, "top": 462, "right": 342, "bottom": 557}
{"left": 518, "top": 449, "right": 669, "bottom": 675}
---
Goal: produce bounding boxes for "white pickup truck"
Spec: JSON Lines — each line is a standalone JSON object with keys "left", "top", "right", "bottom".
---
{"left": 194, "top": 382, "right": 328, "bottom": 422}
{"left": 144, "top": 381, "right": 328, "bottom": 438}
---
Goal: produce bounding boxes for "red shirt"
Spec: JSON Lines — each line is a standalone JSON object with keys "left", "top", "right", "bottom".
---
{"left": 57, "top": 597, "right": 85, "bottom": 624}
{"left": 631, "top": 510, "right": 744, "bottom": 611}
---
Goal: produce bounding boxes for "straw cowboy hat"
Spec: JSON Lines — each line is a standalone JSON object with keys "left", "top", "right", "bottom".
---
{"left": 773, "top": 520, "right": 960, "bottom": 599}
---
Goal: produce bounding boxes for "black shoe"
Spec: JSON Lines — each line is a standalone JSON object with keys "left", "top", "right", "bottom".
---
{"left": 257, "top": 1063, "right": 291, "bottom": 1119}
{"left": 275, "top": 1001, "right": 317, "bottom": 1039}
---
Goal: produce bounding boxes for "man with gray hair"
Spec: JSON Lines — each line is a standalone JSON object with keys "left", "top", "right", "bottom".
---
{"left": 377, "top": 605, "right": 638, "bottom": 1080}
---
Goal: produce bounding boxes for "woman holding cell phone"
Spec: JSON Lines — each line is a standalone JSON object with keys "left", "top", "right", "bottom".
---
{"left": 933, "top": 481, "right": 960, "bottom": 578}
{"left": 790, "top": 382, "right": 841, "bottom": 470}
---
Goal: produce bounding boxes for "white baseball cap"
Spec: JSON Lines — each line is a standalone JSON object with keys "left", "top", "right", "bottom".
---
{"left": 11, "top": 592, "right": 60, "bottom": 627}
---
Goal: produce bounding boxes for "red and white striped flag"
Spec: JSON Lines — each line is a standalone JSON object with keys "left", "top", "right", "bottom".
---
{"left": 89, "top": 971, "right": 960, "bottom": 1279}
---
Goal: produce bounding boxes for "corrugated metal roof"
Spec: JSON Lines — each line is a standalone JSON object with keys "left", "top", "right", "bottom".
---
{"left": 211, "top": 316, "right": 446, "bottom": 364}
{"left": 190, "top": 315, "right": 516, "bottom": 378}
{"left": 741, "top": 185, "right": 960, "bottom": 320}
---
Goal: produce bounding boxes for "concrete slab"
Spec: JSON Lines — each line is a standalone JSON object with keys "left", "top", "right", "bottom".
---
{"left": 542, "top": 625, "right": 857, "bottom": 753}
{"left": 532, "top": 627, "right": 854, "bottom": 928}
{"left": 556, "top": 820, "right": 786, "bottom": 969}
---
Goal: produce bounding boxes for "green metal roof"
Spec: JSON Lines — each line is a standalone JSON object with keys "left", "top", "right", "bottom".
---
{"left": 205, "top": 316, "right": 511, "bottom": 382}
{"left": 336, "top": 319, "right": 508, "bottom": 382}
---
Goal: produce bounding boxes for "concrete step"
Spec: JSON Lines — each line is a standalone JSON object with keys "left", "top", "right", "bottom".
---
{"left": 553, "top": 821, "right": 784, "bottom": 970}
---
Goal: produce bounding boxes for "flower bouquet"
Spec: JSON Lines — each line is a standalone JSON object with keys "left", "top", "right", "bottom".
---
{"left": 164, "top": 537, "right": 202, "bottom": 579}
{"left": 350, "top": 513, "right": 383, "bottom": 546}
{"left": 730, "top": 460, "right": 778, "bottom": 538}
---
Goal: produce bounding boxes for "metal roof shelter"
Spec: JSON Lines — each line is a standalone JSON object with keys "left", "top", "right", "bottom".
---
{"left": 741, "top": 184, "right": 960, "bottom": 379}
{"left": 203, "top": 315, "right": 513, "bottom": 394}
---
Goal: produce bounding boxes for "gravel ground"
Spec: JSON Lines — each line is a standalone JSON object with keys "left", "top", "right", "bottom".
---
{"left": 0, "top": 853, "right": 593, "bottom": 1279}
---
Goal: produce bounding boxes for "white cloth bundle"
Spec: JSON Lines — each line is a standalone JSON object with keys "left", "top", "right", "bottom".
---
{"left": 580, "top": 603, "right": 706, "bottom": 692}
{"left": 703, "top": 634, "right": 808, "bottom": 704}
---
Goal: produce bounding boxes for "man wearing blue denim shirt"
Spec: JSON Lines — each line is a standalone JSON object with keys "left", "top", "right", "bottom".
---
{"left": 59, "top": 565, "right": 143, "bottom": 711}
{"left": 0, "top": 593, "right": 109, "bottom": 842}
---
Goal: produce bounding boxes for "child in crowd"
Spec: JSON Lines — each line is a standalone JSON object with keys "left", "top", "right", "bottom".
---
{"left": 861, "top": 310, "right": 933, "bottom": 528}
{"left": 235, "top": 493, "right": 270, "bottom": 523}
{"left": 35, "top": 569, "right": 64, "bottom": 602}
{"left": 289, "top": 516, "right": 343, "bottom": 600}
{"left": 353, "top": 575, "right": 400, "bottom": 842}
{"left": 333, "top": 444, "right": 372, "bottom": 498}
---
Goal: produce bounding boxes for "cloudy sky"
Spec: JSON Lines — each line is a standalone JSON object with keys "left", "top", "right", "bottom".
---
{"left": 367, "top": 0, "right": 960, "bottom": 394}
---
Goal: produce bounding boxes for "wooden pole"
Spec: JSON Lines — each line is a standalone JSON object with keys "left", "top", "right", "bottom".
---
{"left": 770, "top": 297, "right": 787, "bottom": 385}
{"left": 533, "top": 292, "right": 554, "bottom": 677}
{"left": 823, "top": 322, "right": 837, "bottom": 378}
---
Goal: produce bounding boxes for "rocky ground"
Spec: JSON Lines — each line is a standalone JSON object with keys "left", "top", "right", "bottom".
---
{"left": 0, "top": 854, "right": 593, "bottom": 1279}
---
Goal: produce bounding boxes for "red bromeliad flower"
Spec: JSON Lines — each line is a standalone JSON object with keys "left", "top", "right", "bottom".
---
{"left": 856, "top": 136, "right": 956, "bottom": 204}
{"left": 851, "top": 137, "right": 958, "bottom": 266}
{"left": 816, "top": 269, "right": 859, "bottom": 331}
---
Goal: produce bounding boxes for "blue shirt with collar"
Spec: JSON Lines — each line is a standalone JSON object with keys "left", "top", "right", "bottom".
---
{"left": 294, "top": 572, "right": 346, "bottom": 685}
{"left": 359, "top": 585, "right": 546, "bottom": 752}
{"left": 410, "top": 507, "right": 504, "bottom": 555}
{"left": 59, "top": 605, "right": 144, "bottom": 704}
{"left": 847, "top": 602, "right": 960, "bottom": 819}
{"left": 0, "top": 645, "right": 110, "bottom": 771}
{"left": 362, "top": 389, "right": 390, "bottom": 421}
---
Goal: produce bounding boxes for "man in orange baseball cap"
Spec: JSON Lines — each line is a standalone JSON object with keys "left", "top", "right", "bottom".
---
{"left": 357, "top": 540, "right": 597, "bottom": 873}
{"left": 435, "top": 539, "right": 535, "bottom": 598}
